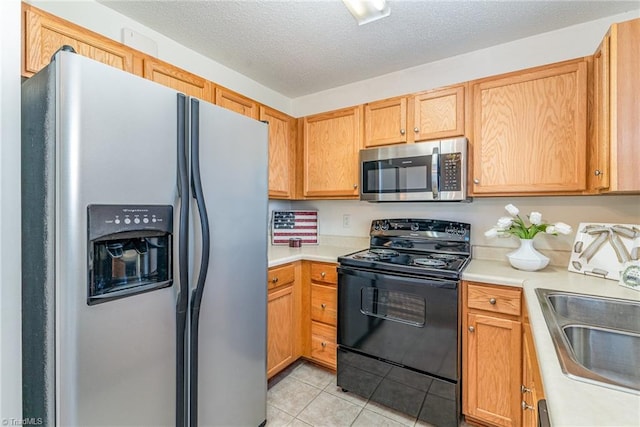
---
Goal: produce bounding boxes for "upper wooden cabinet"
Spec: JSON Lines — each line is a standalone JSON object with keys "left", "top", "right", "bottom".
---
{"left": 22, "top": 4, "right": 139, "bottom": 77}
{"left": 589, "top": 18, "right": 640, "bottom": 193}
{"left": 260, "top": 106, "right": 296, "bottom": 199}
{"left": 364, "top": 96, "right": 408, "bottom": 147}
{"left": 142, "top": 57, "right": 213, "bottom": 102}
{"left": 412, "top": 85, "right": 465, "bottom": 142}
{"left": 302, "top": 106, "right": 363, "bottom": 198}
{"left": 363, "top": 86, "right": 465, "bottom": 148}
{"left": 470, "top": 60, "right": 588, "bottom": 195}
{"left": 215, "top": 87, "right": 259, "bottom": 119}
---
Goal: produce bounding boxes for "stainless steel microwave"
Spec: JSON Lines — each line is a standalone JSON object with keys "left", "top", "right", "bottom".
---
{"left": 360, "top": 137, "right": 469, "bottom": 202}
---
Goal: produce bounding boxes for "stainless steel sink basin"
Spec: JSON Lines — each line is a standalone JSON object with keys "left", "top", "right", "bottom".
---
{"left": 536, "top": 288, "right": 640, "bottom": 394}
{"left": 547, "top": 293, "right": 640, "bottom": 331}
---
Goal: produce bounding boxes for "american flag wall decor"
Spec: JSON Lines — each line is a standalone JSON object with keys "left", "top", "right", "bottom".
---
{"left": 271, "top": 210, "right": 319, "bottom": 245}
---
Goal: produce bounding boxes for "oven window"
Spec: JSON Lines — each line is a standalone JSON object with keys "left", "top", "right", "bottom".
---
{"left": 360, "top": 287, "right": 426, "bottom": 327}
{"left": 362, "top": 156, "right": 431, "bottom": 193}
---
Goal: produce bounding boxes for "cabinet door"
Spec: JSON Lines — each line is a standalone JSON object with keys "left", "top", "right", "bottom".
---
{"left": 23, "top": 4, "right": 137, "bottom": 77}
{"left": 471, "top": 61, "right": 588, "bottom": 194}
{"left": 412, "top": 85, "right": 465, "bottom": 141}
{"left": 143, "top": 57, "right": 213, "bottom": 101}
{"left": 364, "top": 97, "right": 408, "bottom": 147}
{"left": 260, "top": 106, "right": 295, "bottom": 199}
{"left": 589, "top": 34, "right": 611, "bottom": 191}
{"left": 267, "top": 284, "right": 295, "bottom": 378}
{"left": 608, "top": 19, "right": 640, "bottom": 192}
{"left": 303, "top": 106, "right": 362, "bottom": 198}
{"left": 465, "top": 313, "right": 522, "bottom": 427}
{"left": 215, "top": 87, "right": 258, "bottom": 119}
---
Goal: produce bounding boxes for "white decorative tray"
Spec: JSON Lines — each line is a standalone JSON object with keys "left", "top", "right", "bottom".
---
{"left": 568, "top": 223, "right": 640, "bottom": 286}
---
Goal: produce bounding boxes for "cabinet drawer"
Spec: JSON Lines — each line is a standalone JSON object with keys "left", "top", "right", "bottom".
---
{"left": 311, "top": 284, "right": 337, "bottom": 325}
{"left": 267, "top": 263, "right": 295, "bottom": 290}
{"left": 467, "top": 283, "right": 521, "bottom": 316}
{"left": 310, "top": 263, "right": 337, "bottom": 284}
{"left": 311, "top": 321, "right": 337, "bottom": 367}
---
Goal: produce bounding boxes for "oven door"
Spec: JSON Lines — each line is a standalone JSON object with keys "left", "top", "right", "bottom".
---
{"left": 337, "top": 266, "right": 459, "bottom": 381}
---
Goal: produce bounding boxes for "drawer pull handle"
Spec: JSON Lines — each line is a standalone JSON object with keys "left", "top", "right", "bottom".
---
{"left": 321, "top": 303, "right": 327, "bottom": 309}
{"left": 521, "top": 384, "right": 531, "bottom": 394}
{"left": 468, "top": 326, "right": 475, "bottom": 332}
{"left": 271, "top": 277, "right": 278, "bottom": 283}
{"left": 489, "top": 298, "right": 496, "bottom": 305}
{"left": 321, "top": 342, "right": 327, "bottom": 348}
{"left": 321, "top": 272, "right": 326, "bottom": 278}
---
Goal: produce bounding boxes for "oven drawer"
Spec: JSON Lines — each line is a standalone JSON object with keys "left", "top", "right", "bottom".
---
{"left": 311, "top": 321, "right": 337, "bottom": 367}
{"left": 267, "top": 263, "right": 295, "bottom": 290}
{"left": 311, "top": 283, "right": 337, "bottom": 325}
{"left": 466, "top": 282, "right": 521, "bottom": 316}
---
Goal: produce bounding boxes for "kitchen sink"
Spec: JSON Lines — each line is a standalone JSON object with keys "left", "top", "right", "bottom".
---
{"left": 547, "top": 293, "right": 640, "bottom": 331}
{"left": 536, "top": 288, "right": 640, "bottom": 394}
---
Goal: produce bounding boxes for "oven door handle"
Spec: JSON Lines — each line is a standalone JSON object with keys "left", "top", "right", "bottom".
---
{"left": 431, "top": 146, "right": 439, "bottom": 199}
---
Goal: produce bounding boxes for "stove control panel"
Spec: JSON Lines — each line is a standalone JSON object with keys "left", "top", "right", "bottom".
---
{"left": 370, "top": 219, "right": 470, "bottom": 242}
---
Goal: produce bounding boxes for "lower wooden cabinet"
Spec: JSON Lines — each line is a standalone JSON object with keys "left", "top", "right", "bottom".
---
{"left": 267, "top": 262, "right": 302, "bottom": 379}
{"left": 463, "top": 282, "right": 523, "bottom": 427}
{"left": 303, "top": 261, "right": 338, "bottom": 370}
{"left": 522, "top": 305, "right": 545, "bottom": 427}
{"left": 463, "top": 281, "right": 546, "bottom": 427}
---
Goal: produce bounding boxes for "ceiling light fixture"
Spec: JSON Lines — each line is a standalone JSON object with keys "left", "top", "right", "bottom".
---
{"left": 342, "top": 0, "right": 391, "bottom": 26}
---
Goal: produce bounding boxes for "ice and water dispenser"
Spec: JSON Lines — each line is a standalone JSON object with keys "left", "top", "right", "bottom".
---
{"left": 87, "top": 205, "right": 173, "bottom": 305}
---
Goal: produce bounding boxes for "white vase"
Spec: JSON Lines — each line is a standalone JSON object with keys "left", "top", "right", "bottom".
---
{"left": 507, "top": 239, "right": 549, "bottom": 271}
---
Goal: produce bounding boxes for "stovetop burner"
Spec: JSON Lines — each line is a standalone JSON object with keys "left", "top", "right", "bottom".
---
{"left": 338, "top": 218, "right": 471, "bottom": 279}
{"left": 412, "top": 258, "right": 447, "bottom": 268}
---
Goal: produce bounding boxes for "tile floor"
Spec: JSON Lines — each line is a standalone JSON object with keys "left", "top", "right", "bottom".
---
{"left": 266, "top": 360, "right": 470, "bottom": 427}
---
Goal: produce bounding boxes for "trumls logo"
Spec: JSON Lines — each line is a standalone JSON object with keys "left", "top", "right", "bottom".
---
{"left": 2, "top": 419, "right": 44, "bottom": 426}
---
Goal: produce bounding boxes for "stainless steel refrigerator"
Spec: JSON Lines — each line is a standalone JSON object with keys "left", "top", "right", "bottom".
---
{"left": 21, "top": 49, "right": 268, "bottom": 426}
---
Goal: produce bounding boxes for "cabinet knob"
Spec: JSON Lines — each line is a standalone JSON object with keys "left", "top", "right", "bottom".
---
{"left": 271, "top": 277, "right": 278, "bottom": 283}
{"left": 468, "top": 326, "right": 475, "bottom": 332}
{"left": 353, "top": 184, "right": 358, "bottom": 189}
{"left": 489, "top": 298, "right": 496, "bottom": 305}
{"left": 321, "top": 272, "right": 326, "bottom": 278}
{"left": 522, "top": 401, "right": 534, "bottom": 411}
{"left": 400, "top": 129, "right": 406, "bottom": 135}
{"left": 521, "top": 384, "right": 531, "bottom": 394}
{"left": 414, "top": 127, "right": 419, "bottom": 133}
{"left": 321, "top": 342, "right": 327, "bottom": 348}
{"left": 594, "top": 169, "right": 602, "bottom": 176}
{"left": 321, "top": 303, "right": 327, "bottom": 309}
{"left": 473, "top": 178, "right": 480, "bottom": 184}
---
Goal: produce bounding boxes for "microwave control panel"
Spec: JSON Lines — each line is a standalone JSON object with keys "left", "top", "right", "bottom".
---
{"left": 440, "top": 153, "right": 461, "bottom": 191}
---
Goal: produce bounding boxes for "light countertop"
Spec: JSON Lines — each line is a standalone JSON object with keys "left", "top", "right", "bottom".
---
{"left": 268, "top": 241, "right": 640, "bottom": 426}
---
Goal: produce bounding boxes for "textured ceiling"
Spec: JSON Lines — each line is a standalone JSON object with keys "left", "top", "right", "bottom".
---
{"left": 98, "top": 0, "right": 639, "bottom": 98}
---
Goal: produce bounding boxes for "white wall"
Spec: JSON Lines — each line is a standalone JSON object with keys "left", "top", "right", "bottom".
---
{"left": 28, "top": 0, "right": 293, "bottom": 115}
{"left": 0, "top": 0, "right": 23, "bottom": 423}
{"left": 293, "top": 9, "right": 640, "bottom": 116}
{"left": 290, "top": 196, "right": 640, "bottom": 252}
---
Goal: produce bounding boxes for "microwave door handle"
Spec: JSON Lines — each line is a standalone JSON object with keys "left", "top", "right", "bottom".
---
{"left": 431, "top": 147, "right": 439, "bottom": 199}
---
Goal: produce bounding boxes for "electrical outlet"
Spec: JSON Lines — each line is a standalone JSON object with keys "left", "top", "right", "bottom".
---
{"left": 343, "top": 214, "right": 351, "bottom": 228}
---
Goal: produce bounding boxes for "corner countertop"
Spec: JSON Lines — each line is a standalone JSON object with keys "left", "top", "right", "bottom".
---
{"left": 268, "top": 241, "right": 640, "bottom": 426}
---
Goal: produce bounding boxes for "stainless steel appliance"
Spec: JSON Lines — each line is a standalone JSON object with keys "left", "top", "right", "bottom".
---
{"left": 359, "top": 138, "right": 469, "bottom": 202}
{"left": 21, "top": 49, "right": 268, "bottom": 426}
{"left": 337, "top": 218, "right": 471, "bottom": 427}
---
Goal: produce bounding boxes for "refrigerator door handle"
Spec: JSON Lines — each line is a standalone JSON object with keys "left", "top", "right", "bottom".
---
{"left": 188, "top": 98, "right": 211, "bottom": 427}
{"left": 176, "top": 93, "right": 190, "bottom": 427}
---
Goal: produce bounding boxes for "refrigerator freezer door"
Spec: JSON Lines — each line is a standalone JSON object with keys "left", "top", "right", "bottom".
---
{"left": 22, "top": 51, "right": 179, "bottom": 426}
{"left": 191, "top": 101, "right": 268, "bottom": 426}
